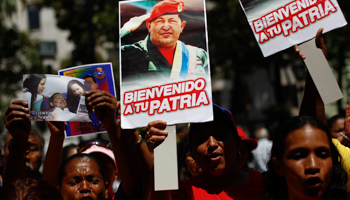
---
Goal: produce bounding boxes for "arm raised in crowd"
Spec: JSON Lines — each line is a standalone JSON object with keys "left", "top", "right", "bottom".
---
{"left": 42, "top": 121, "right": 65, "bottom": 188}
{"left": 2, "top": 100, "right": 31, "bottom": 188}
{"left": 86, "top": 90, "right": 146, "bottom": 199}
{"left": 297, "top": 28, "right": 327, "bottom": 124}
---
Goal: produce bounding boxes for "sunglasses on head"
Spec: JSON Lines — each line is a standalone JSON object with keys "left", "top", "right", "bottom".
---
{"left": 77, "top": 140, "right": 112, "bottom": 153}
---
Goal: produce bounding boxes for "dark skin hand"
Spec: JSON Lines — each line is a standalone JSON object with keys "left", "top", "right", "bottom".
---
{"left": 46, "top": 121, "right": 66, "bottom": 136}
{"left": 3, "top": 100, "right": 31, "bottom": 144}
{"left": 85, "top": 90, "right": 119, "bottom": 129}
{"left": 294, "top": 28, "right": 326, "bottom": 59}
{"left": 145, "top": 120, "right": 168, "bottom": 153}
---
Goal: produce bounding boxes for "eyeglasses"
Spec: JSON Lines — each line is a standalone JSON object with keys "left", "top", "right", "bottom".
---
{"left": 77, "top": 140, "right": 112, "bottom": 153}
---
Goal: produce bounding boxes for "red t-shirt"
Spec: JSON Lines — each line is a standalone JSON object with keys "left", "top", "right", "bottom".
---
{"left": 171, "top": 169, "right": 264, "bottom": 200}
{"left": 158, "top": 48, "right": 175, "bottom": 65}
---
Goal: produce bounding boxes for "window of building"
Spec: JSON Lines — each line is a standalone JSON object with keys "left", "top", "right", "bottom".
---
{"left": 38, "top": 41, "right": 57, "bottom": 58}
{"left": 28, "top": 4, "right": 40, "bottom": 30}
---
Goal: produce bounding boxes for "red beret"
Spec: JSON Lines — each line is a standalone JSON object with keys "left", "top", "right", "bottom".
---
{"left": 147, "top": 0, "right": 184, "bottom": 22}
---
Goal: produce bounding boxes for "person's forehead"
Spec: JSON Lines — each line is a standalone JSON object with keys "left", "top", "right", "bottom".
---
{"left": 284, "top": 126, "right": 330, "bottom": 150}
{"left": 84, "top": 77, "right": 94, "bottom": 82}
{"left": 192, "top": 121, "right": 233, "bottom": 138}
{"left": 54, "top": 94, "right": 64, "bottom": 99}
{"left": 28, "top": 134, "right": 42, "bottom": 147}
{"left": 72, "top": 83, "right": 82, "bottom": 88}
{"left": 65, "top": 158, "right": 101, "bottom": 176}
{"left": 153, "top": 14, "right": 181, "bottom": 21}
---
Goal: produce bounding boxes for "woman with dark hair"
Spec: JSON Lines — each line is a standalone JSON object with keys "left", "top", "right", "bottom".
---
{"left": 66, "top": 80, "right": 89, "bottom": 113}
{"left": 264, "top": 116, "right": 347, "bottom": 200}
{"left": 23, "top": 74, "right": 47, "bottom": 111}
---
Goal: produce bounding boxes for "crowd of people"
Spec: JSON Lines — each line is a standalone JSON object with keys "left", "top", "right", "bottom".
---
{"left": 2, "top": 0, "right": 350, "bottom": 200}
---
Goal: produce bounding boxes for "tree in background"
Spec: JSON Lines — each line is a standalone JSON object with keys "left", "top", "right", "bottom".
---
{"left": 0, "top": 0, "right": 44, "bottom": 131}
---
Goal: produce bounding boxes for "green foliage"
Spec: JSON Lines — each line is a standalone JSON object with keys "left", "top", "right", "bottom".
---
{"left": 0, "top": 23, "right": 44, "bottom": 131}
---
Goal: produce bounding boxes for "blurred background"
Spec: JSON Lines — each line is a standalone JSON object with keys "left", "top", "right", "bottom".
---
{"left": 1, "top": 0, "right": 350, "bottom": 140}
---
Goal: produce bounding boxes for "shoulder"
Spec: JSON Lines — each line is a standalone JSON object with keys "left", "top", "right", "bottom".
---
{"left": 185, "top": 44, "right": 207, "bottom": 54}
{"left": 23, "top": 91, "right": 32, "bottom": 98}
{"left": 121, "top": 38, "right": 147, "bottom": 53}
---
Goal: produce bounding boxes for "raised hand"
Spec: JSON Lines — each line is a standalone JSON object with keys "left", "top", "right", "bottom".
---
{"left": 85, "top": 90, "right": 119, "bottom": 130}
{"left": 294, "top": 27, "right": 326, "bottom": 60}
{"left": 46, "top": 121, "right": 66, "bottom": 137}
{"left": 3, "top": 100, "right": 31, "bottom": 144}
{"left": 121, "top": 14, "right": 151, "bottom": 33}
{"left": 145, "top": 120, "right": 168, "bottom": 152}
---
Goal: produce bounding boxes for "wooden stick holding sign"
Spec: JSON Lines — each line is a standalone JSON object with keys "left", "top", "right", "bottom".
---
{"left": 154, "top": 125, "right": 178, "bottom": 191}
{"left": 298, "top": 38, "right": 343, "bottom": 105}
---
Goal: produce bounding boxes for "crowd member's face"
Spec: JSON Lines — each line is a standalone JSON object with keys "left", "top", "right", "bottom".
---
{"left": 26, "top": 134, "right": 43, "bottom": 172}
{"left": 71, "top": 83, "right": 84, "bottom": 97}
{"left": 37, "top": 78, "right": 46, "bottom": 94}
{"left": 329, "top": 118, "right": 349, "bottom": 146}
{"left": 191, "top": 121, "right": 238, "bottom": 176}
{"left": 3, "top": 134, "right": 42, "bottom": 172}
{"left": 90, "top": 153, "right": 117, "bottom": 197}
{"left": 84, "top": 77, "right": 98, "bottom": 90}
{"left": 50, "top": 94, "right": 67, "bottom": 110}
{"left": 147, "top": 14, "right": 186, "bottom": 49}
{"left": 274, "top": 125, "right": 332, "bottom": 200}
{"left": 60, "top": 157, "right": 107, "bottom": 200}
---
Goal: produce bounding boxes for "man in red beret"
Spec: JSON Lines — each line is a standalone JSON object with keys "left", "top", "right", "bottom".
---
{"left": 121, "top": 0, "right": 208, "bottom": 84}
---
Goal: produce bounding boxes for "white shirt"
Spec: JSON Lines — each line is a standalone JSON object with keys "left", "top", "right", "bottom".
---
{"left": 248, "top": 138, "right": 272, "bottom": 172}
{"left": 52, "top": 107, "right": 77, "bottom": 121}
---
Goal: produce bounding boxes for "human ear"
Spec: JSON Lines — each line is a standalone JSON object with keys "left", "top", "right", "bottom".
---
{"left": 180, "top": 21, "right": 186, "bottom": 32}
{"left": 146, "top": 22, "right": 151, "bottom": 33}
{"left": 272, "top": 157, "right": 284, "bottom": 176}
{"left": 50, "top": 102, "right": 53, "bottom": 107}
{"left": 104, "top": 182, "right": 109, "bottom": 199}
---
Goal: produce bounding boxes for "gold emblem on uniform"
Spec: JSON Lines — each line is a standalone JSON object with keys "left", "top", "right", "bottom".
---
{"left": 178, "top": 3, "right": 183, "bottom": 12}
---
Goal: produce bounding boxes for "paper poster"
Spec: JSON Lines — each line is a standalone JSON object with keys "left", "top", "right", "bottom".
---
{"left": 239, "top": 0, "right": 347, "bottom": 57}
{"left": 58, "top": 63, "right": 116, "bottom": 137}
{"left": 23, "top": 74, "right": 92, "bottom": 122}
{"left": 119, "top": 0, "right": 213, "bottom": 129}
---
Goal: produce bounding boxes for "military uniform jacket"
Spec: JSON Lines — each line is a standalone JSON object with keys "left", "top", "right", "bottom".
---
{"left": 121, "top": 31, "right": 208, "bottom": 84}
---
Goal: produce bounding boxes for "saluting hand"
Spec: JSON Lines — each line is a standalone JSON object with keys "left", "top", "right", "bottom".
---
{"left": 121, "top": 14, "right": 151, "bottom": 33}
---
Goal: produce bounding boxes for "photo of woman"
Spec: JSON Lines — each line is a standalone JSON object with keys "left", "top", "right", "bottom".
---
{"left": 23, "top": 74, "right": 92, "bottom": 122}
{"left": 23, "top": 74, "right": 47, "bottom": 111}
{"left": 66, "top": 80, "right": 90, "bottom": 113}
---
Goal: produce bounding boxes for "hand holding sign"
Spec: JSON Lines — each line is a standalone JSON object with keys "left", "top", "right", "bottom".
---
{"left": 86, "top": 90, "right": 119, "bottom": 130}
{"left": 3, "top": 100, "right": 31, "bottom": 144}
{"left": 239, "top": 0, "right": 347, "bottom": 57}
{"left": 295, "top": 27, "right": 327, "bottom": 59}
{"left": 145, "top": 120, "right": 168, "bottom": 152}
